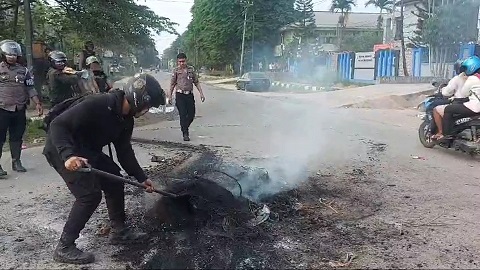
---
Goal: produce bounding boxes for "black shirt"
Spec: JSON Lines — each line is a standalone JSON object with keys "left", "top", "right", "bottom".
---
{"left": 44, "top": 90, "right": 147, "bottom": 182}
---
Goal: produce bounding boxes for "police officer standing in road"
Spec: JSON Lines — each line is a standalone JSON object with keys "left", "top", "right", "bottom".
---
{"left": 168, "top": 53, "right": 205, "bottom": 141}
{"left": 0, "top": 40, "right": 43, "bottom": 177}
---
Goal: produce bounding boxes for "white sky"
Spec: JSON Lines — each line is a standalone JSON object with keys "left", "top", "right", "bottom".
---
{"left": 139, "top": 0, "right": 379, "bottom": 55}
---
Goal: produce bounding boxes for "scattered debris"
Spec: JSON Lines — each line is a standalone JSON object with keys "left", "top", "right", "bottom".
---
{"left": 150, "top": 154, "right": 166, "bottom": 163}
{"left": 329, "top": 252, "right": 355, "bottom": 268}
{"left": 247, "top": 204, "right": 271, "bottom": 227}
{"left": 319, "top": 198, "right": 340, "bottom": 214}
{"left": 411, "top": 155, "right": 426, "bottom": 160}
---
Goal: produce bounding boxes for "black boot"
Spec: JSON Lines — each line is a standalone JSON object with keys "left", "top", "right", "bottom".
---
{"left": 53, "top": 237, "right": 95, "bottom": 264}
{"left": 109, "top": 226, "right": 148, "bottom": 245}
{"left": 0, "top": 165, "right": 7, "bottom": 178}
{"left": 183, "top": 131, "right": 190, "bottom": 141}
{"left": 10, "top": 141, "right": 26, "bottom": 172}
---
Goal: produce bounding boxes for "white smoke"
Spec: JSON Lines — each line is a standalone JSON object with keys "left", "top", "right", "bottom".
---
{"left": 218, "top": 100, "right": 329, "bottom": 201}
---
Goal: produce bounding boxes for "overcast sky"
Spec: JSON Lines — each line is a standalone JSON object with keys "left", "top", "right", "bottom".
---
{"left": 140, "top": 0, "right": 379, "bottom": 54}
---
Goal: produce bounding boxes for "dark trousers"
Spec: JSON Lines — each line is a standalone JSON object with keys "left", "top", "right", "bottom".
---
{"left": 0, "top": 108, "right": 26, "bottom": 160}
{"left": 443, "top": 104, "right": 478, "bottom": 135}
{"left": 44, "top": 146, "right": 125, "bottom": 244}
{"left": 175, "top": 92, "right": 195, "bottom": 134}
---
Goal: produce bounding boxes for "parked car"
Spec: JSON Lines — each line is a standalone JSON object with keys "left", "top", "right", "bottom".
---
{"left": 236, "top": 72, "right": 271, "bottom": 92}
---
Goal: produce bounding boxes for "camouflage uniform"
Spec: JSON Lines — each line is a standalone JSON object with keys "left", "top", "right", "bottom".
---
{"left": 170, "top": 65, "right": 199, "bottom": 136}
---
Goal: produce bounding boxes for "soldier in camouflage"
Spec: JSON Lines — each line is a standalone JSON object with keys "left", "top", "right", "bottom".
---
{"left": 168, "top": 53, "right": 205, "bottom": 141}
{"left": 0, "top": 40, "right": 43, "bottom": 177}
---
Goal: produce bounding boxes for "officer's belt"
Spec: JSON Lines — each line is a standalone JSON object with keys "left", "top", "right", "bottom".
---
{"left": 176, "top": 89, "right": 192, "bottom": 94}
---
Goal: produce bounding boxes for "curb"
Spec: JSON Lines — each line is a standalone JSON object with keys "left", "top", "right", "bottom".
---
{"left": 270, "top": 81, "right": 327, "bottom": 92}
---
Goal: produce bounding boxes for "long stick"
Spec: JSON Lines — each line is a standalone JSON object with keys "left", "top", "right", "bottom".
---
{"left": 78, "top": 167, "right": 179, "bottom": 198}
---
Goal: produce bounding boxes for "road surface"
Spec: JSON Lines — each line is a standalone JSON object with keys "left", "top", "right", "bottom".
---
{"left": 0, "top": 72, "right": 479, "bottom": 269}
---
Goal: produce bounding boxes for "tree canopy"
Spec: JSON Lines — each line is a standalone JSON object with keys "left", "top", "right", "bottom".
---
{"left": 163, "top": 0, "right": 297, "bottom": 71}
{"left": 0, "top": 0, "right": 176, "bottom": 67}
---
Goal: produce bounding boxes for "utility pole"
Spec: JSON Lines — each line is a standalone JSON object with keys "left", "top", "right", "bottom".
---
{"left": 239, "top": 6, "right": 248, "bottom": 77}
{"left": 24, "top": 0, "right": 34, "bottom": 69}
{"left": 251, "top": 13, "right": 254, "bottom": 72}
{"left": 239, "top": 0, "right": 252, "bottom": 77}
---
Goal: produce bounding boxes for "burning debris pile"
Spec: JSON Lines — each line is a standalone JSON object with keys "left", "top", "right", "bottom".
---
{"left": 116, "top": 149, "right": 383, "bottom": 269}
{"left": 130, "top": 168, "right": 285, "bottom": 269}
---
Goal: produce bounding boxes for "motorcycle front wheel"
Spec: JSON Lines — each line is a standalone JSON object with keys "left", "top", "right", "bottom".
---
{"left": 419, "top": 121, "right": 435, "bottom": 148}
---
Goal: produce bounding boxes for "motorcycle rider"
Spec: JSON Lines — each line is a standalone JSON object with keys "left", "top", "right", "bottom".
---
{"left": 431, "top": 59, "right": 470, "bottom": 139}
{"left": 437, "top": 56, "right": 480, "bottom": 140}
{"left": 46, "top": 51, "right": 86, "bottom": 106}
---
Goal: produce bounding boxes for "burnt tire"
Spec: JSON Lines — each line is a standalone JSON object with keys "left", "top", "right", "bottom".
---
{"left": 419, "top": 121, "right": 435, "bottom": 148}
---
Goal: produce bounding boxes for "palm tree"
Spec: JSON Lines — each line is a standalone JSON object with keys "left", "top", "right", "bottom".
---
{"left": 330, "top": 0, "right": 356, "bottom": 50}
{"left": 365, "top": 0, "right": 394, "bottom": 28}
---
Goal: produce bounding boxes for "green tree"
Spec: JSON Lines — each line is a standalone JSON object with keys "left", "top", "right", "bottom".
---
{"left": 330, "top": 0, "right": 356, "bottom": 50}
{"left": 164, "top": 0, "right": 297, "bottom": 71}
{"left": 420, "top": 0, "right": 478, "bottom": 76}
{"left": 342, "top": 31, "right": 382, "bottom": 52}
{"left": 293, "top": 0, "right": 316, "bottom": 58}
{"left": 364, "top": 0, "right": 393, "bottom": 28}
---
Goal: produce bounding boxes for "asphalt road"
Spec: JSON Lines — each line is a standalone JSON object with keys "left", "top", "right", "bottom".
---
{"left": 0, "top": 71, "right": 479, "bottom": 268}
{"left": 134, "top": 72, "right": 480, "bottom": 268}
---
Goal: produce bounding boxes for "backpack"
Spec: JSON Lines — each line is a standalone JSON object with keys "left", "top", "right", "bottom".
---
{"left": 41, "top": 94, "right": 88, "bottom": 132}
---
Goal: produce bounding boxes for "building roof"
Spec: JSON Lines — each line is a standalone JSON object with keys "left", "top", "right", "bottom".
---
{"left": 282, "top": 11, "right": 381, "bottom": 31}
{"left": 313, "top": 11, "right": 381, "bottom": 29}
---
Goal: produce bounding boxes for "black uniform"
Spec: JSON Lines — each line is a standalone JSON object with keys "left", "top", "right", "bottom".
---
{"left": 43, "top": 90, "right": 147, "bottom": 246}
{"left": 46, "top": 67, "right": 80, "bottom": 107}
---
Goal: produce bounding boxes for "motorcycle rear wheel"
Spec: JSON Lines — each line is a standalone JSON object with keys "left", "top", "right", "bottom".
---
{"left": 419, "top": 121, "right": 436, "bottom": 148}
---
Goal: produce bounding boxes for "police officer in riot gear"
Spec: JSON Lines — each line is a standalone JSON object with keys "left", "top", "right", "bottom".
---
{"left": 0, "top": 40, "right": 43, "bottom": 177}
{"left": 46, "top": 51, "right": 85, "bottom": 106}
{"left": 42, "top": 73, "right": 165, "bottom": 264}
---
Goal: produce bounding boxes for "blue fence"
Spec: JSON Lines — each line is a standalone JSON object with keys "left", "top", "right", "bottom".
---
{"left": 336, "top": 50, "right": 399, "bottom": 82}
{"left": 337, "top": 52, "right": 354, "bottom": 80}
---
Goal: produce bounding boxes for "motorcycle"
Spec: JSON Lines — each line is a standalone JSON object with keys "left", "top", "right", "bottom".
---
{"left": 418, "top": 80, "right": 480, "bottom": 155}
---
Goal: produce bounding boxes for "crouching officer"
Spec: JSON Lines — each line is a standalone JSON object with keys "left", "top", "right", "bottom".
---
{"left": 46, "top": 51, "right": 85, "bottom": 107}
{"left": 42, "top": 73, "right": 165, "bottom": 264}
{"left": 0, "top": 40, "right": 43, "bottom": 177}
{"left": 168, "top": 53, "right": 205, "bottom": 141}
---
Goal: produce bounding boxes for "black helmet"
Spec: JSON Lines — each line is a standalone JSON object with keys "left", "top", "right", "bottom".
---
{"left": 48, "top": 50, "right": 67, "bottom": 69}
{"left": 123, "top": 73, "right": 166, "bottom": 115}
{"left": 454, "top": 59, "right": 466, "bottom": 75}
{"left": 0, "top": 40, "right": 22, "bottom": 63}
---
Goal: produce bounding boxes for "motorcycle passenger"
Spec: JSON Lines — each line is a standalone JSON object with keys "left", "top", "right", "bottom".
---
{"left": 431, "top": 59, "right": 470, "bottom": 139}
{"left": 438, "top": 56, "right": 480, "bottom": 140}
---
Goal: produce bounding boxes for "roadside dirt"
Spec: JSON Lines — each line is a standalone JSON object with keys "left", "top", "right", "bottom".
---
{"left": 342, "top": 91, "right": 432, "bottom": 110}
